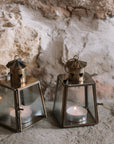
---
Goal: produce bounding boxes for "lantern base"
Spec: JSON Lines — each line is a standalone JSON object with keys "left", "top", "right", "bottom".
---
{"left": 63, "top": 109, "right": 97, "bottom": 128}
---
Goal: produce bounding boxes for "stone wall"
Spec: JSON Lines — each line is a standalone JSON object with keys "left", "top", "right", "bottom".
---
{"left": 11, "top": 0, "right": 114, "bottom": 19}
{"left": 0, "top": 0, "right": 114, "bottom": 100}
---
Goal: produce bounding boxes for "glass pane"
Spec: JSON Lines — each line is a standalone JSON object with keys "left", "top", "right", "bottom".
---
{"left": 0, "top": 86, "right": 16, "bottom": 130}
{"left": 65, "top": 86, "right": 87, "bottom": 125}
{"left": 87, "top": 85, "right": 96, "bottom": 119}
{"left": 19, "top": 84, "right": 45, "bottom": 129}
{"left": 67, "top": 87, "right": 85, "bottom": 107}
{"left": 53, "top": 78, "right": 64, "bottom": 124}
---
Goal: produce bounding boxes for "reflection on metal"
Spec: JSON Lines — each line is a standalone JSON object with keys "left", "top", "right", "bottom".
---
{"left": 6, "top": 56, "right": 26, "bottom": 88}
{"left": 53, "top": 73, "right": 98, "bottom": 128}
{"left": 0, "top": 76, "right": 47, "bottom": 132}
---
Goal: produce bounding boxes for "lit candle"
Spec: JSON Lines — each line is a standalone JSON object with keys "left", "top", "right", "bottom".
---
{"left": 10, "top": 106, "right": 32, "bottom": 124}
{"left": 66, "top": 105, "right": 87, "bottom": 122}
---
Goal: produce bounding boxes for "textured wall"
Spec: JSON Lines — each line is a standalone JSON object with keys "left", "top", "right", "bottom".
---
{"left": 0, "top": 1, "right": 114, "bottom": 100}
{"left": 10, "top": 0, "right": 114, "bottom": 19}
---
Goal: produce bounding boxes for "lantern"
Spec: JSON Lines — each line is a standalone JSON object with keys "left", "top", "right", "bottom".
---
{"left": 0, "top": 76, "right": 47, "bottom": 132}
{"left": 53, "top": 56, "right": 98, "bottom": 127}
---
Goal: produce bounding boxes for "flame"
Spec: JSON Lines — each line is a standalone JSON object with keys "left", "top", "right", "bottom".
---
{"left": 0, "top": 96, "right": 2, "bottom": 100}
{"left": 74, "top": 106, "right": 77, "bottom": 110}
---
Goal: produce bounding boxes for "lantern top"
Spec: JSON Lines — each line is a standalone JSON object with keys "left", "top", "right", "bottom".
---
{"left": 64, "top": 55, "right": 87, "bottom": 73}
{"left": 6, "top": 56, "right": 26, "bottom": 70}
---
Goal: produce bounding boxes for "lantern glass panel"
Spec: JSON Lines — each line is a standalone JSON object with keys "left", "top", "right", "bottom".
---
{"left": 64, "top": 85, "right": 97, "bottom": 127}
{"left": 0, "top": 86, "right": 16, "bottom": 130}
{"left": 64, "top": 86, "right": 87, "bottom": 126}
{"left": 53, "top": 77, "right": 64, "bottom": 124}
{"left": 19, "top": 84, "right": 45, "bottom": 129}
{"left": 87, "top": 85, "right": 96, "bottom": 119}
{"left": 67, "top": 87, "right": 85, "bottom": 107}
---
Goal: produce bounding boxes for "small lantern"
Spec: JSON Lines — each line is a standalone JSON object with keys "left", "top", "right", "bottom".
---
{"left": 0, "top": 76, "right": 47, "bottom": 132}
{"left": 53, "top": 56, "right": 98, "bottom": 128}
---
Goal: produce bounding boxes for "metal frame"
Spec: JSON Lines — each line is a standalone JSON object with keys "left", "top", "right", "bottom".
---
{"left": 53, "top": 73, "right": 99, "bottom": 128}
{"left": 0, "top": 76, "right": 47, "bottom": 132}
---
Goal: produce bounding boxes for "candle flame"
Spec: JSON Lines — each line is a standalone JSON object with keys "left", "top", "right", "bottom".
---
{"left": 0, "top": 96, "right": 2, "bottom": 100}
{"left": 74, "top": 107, "right": 77, "bottom": 110}
{"left": 20, "top": 106, "right": 23, "bottom": 109}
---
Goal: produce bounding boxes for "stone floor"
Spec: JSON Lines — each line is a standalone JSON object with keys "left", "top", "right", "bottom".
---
{"left": 0, "top": 100, "right": 114, "bottom": 144}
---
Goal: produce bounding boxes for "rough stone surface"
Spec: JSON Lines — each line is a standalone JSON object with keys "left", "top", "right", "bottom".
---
{"left": 0, "top": 100, "right": 114, "bottom": 144}
{"left": 0, "top": 2, "right": 114, "bottom": 99}
{"left": 0, "top": 3, "right": 40, "bottom": 71}
{"left": 0, "top": 64, "right": 7, "bottom": 75}
{"left": 10, "top": 0, "right": 114, "bottom": 19}
{"left": 93, "top": 71, "right": 114, "bottom": 99}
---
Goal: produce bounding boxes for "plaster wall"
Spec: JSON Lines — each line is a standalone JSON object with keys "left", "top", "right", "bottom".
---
{"left": 0, "top": 0, "right": 114, "bottom": 100}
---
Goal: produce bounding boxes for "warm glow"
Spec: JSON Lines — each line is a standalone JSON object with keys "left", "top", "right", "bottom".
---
{"left": 79, "top": 81, "right": 83, "bottom": 84}
{"left": 0, "top": 96, "right": 2, "bottom": 100}
{"left": 74, "top": 107, "right": 77, "bottom": 110}
{"left": 21, "top": 83, "right": 26, "bottom": 87}
{"left": 20, "top": 106, "right": 23, "bottom": 109}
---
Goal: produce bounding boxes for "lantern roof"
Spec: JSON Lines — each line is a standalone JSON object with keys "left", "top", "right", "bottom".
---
{"left": 64, "top": 55, "right": 87, "bottom": 74}
{"left": 6, "top": 57, "right": 26, "bottom": 69}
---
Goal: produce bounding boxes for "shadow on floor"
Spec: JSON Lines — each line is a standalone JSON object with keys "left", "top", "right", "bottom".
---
{"left": 0, "top": 126, "right": 13, "bottom": 135}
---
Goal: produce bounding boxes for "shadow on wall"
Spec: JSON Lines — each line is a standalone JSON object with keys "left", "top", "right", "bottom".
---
{"left": 28, "top": 36, "right": 65, "bottom": 100}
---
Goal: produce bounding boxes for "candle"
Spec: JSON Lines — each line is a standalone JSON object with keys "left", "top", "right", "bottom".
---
{"left": 10, "top": 106, "right": 32, "bottom": 124}
{"left": 66, "top": 105, "right": 87, "bottom": 122}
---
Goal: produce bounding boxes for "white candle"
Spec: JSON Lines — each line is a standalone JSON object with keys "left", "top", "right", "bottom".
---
{"left": 66, "top": 105, "right": 87, "bottom": 122}
{"left": 10, "top": 106, "right": 32, "bottom": 124}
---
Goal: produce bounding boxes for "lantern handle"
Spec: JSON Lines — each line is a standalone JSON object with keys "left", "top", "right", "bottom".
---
{"left": 14, "top": 55, "right": 20, "bottom": 60}
{"left": 73, "top": 55, "right": 79, "bottom": 61}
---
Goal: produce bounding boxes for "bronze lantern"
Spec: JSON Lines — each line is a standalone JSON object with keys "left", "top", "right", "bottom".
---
{"left": 53, "top": 56, "right": 98, "bottom": 128}
{"left": 0, "top": 76, "right": 47, "bottom": 132}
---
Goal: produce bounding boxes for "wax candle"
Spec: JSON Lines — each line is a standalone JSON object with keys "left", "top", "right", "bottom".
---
{"left": 66, "top": 105, "right": 87, "bottom": 122}
{"left": 10, "top": 106, "right": 32, "bottom": 124}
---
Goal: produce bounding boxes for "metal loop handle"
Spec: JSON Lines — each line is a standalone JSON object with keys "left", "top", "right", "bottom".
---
{"left": 73, "top": 55, "right": 79, "bottom": 60}
{"left": 14, "top": 55, "right": 20, "bottom": 60}
{"left": 64, "top": 54, "right": 79, "bottom": 73}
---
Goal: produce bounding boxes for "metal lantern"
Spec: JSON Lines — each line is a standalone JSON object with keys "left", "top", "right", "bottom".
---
{"left": 0, "top": 76, "right": 47, "bottom": 132}
{"left": 53, "top": 56, "right": 98, "bottom": 128}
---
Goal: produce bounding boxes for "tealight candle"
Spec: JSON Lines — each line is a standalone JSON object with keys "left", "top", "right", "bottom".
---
{"left": 10, "top": 105, "right": 32, "bottom": 124}
{"left": 66, "top": 105, "right": 87, "bottom": 122}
